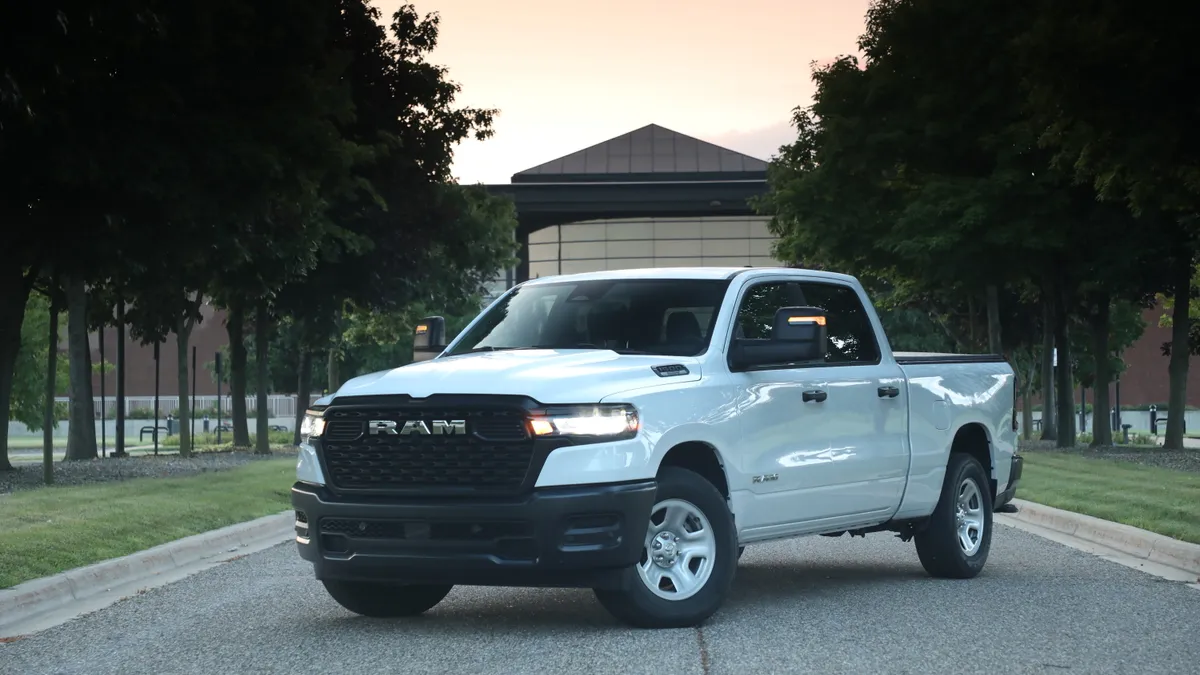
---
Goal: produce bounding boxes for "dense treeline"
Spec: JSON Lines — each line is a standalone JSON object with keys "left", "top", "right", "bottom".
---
{"left": 2, "top": 1, "right": 518, "bottom": 474}
{"left": 757, "top": 0, "right": 1198, "bottom": 450}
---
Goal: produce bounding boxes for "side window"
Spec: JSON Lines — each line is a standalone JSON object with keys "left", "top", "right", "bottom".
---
{"left": 734, "top": 282, "right": 807, "bottom": 339}
{"left": 733, "top": 280, "right": 880, "bottom": 364}
{"left": 797, "top": 282, "right": 880, "bottom": 364}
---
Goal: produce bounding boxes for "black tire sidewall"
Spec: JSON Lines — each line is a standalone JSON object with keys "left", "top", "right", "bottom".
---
{"left": 595, "top": 465, "right": 738, "bottom": 628}
{"left": 322, "top": 581, "right": 454, "bottom": 617}
{"left": 918, "top": 453, "right": 993, "bottom": 577}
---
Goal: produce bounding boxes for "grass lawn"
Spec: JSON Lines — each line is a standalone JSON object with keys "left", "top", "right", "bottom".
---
{"left": 0, "top": 457, "right": 295, "bottom": 589}
{"left": 6, "top": 437, "right": 61, "bottom": 450}
{"left": 1020, "top": 452, "right": 1200, "bottom": 544}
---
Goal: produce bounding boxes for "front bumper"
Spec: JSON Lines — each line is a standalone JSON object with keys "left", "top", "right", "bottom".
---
{"left": 994, "top": 453, "right": 1023, "bottom": 508}
{"left": 290, "top": 480, "right": 656, "bottom": 590}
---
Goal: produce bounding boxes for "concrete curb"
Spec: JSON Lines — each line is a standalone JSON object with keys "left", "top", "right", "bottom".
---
{"left": 1007, "top": 498, "right": 1200, "bottom": 576}
{"left": 0, "top": 510, "right": 293, "bottom": 637}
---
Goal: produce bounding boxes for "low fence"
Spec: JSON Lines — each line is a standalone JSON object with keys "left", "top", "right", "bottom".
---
{"left": 55, "top": 394, "right": 324, "bottom": 420}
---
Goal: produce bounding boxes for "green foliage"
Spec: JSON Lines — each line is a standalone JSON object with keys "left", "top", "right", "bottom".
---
{"left": 1070, "top": 300, "right": 1146, "bottom": 388}
{"left": 10, "top": 294, "right": 68, "bottom": 431}
{"left": 1015, "top": 1, "right": 1199, "bottom": 218}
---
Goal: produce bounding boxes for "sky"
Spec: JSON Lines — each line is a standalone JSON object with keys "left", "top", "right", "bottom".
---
{"left": 375, "top": 0, "right": 871, "bottom": 184}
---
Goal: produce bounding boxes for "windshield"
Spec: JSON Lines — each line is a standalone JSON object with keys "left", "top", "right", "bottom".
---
{"left": 445, "top": 278, "right": 732, "bottom": 357}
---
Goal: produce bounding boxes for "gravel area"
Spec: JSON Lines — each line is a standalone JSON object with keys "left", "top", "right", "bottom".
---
{"left": 1018, "top": 439, "right": 1200, "bottom": 473}
{"left": 0, "top": 449, "right": 295, "bottom": 495}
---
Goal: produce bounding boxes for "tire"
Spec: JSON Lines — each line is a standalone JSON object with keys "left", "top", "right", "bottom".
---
{"left": 914, "top": 452, "right": 993, "bottom": 579}
{"left": 593, "top": 466, "right": 739, "bottom": 629}
{"left": 322, "top": 580, "right": 453, "bottom": 618}
{"left": 737, "top": 545, "right": 745, "bottom": 559}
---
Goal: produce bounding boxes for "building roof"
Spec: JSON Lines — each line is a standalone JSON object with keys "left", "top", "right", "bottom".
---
{"left": 511, "top": 124, "right": 770, "bottom": 184}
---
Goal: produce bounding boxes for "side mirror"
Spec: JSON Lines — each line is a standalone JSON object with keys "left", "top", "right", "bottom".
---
{"left": 412, "top": 316, "right": 446, "bottom": 363}
{"left": 730, "top": 306, "right": 827, "bottom": 371}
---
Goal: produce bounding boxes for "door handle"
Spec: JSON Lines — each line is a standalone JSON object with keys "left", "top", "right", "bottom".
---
{"left": 878, "top": 385, "right": 900, "bottom": 398}
{"left": 802, "top": 389, "right": 827, "bottom": 403}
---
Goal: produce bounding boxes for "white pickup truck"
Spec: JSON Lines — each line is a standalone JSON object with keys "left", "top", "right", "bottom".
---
{"left": 292, "top": 266, "right": 1022, "bottom": 628}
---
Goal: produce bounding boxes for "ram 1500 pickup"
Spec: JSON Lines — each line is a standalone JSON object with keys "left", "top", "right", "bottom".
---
{"left": 292, "top": 266, "right": 1022, "bottom": 628}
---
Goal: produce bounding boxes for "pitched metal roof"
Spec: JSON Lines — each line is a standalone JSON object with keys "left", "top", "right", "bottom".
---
{"left": 511, "top": 124, "right": 770, "bottom": 184}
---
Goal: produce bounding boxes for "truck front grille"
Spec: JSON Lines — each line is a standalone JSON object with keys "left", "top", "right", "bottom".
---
{"left": 318, "top": 405, "right": 535, "bottom": 493}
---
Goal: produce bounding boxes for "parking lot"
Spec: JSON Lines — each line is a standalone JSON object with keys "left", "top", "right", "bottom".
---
{"left": 2, "top": 524, "right": 1197, "bottom": 675}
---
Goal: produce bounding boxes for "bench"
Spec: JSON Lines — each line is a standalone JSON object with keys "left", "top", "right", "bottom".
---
{"left": 139, "top": 426, "right": 168, "bottom": 443}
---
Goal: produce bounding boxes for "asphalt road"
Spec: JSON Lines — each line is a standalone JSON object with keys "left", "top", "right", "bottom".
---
{"left": 2, "top": 525, "right": 1197, "bottom": 675}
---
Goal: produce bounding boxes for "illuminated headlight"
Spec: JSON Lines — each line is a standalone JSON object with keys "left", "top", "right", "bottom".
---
{"left": 300, "top": 410, "right": 326, "bottom": 439}
{"left": 528, "top": 404, "right": 639, "bottom": 440}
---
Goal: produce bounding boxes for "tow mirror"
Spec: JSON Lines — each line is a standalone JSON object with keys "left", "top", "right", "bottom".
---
{"left": 730, "top": 306, "right": 828, "bottom": 370}
{"left": 412, "top": 316, "right": 446, "bottom": 363}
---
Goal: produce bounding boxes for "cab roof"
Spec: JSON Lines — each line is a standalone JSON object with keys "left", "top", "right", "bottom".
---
{"left": 519, "top": 266, "right": 859, "bottom": 286}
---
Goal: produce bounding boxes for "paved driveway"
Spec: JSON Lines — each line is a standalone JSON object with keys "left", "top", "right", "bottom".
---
{"left": 2, "top": 525, "right": 1196, "bottom": 675}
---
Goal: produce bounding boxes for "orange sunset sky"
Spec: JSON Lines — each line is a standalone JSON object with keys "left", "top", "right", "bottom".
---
{"left": 376, "top": 0, "right": 872, "bottom": 184}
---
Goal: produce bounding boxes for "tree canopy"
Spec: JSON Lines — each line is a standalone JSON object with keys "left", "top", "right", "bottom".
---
{"left": 758, "top": 0, "right": 1195, "bottom": 448}
{"left": 2, "top": 0, "right": 518, "bottom": 471}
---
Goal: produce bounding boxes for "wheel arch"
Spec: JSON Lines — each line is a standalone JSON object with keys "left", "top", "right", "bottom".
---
{"left": 949, "top": 422, "right": 996, "bottom": 500}
{"left": 656, "top": 440, "right": 731, "bottom": 500}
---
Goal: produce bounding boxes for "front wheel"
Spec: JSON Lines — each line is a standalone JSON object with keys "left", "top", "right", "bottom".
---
{"left": 321, "top": 580, "right": 453, "bottom": 618}
{"left": 914, "top": 452, "right": 993, "bottom": 578}
{"left": 593, "top": 466, "right": 738, "bottom": 628}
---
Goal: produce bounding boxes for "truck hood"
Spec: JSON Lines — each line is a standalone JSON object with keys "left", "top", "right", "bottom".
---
{"left": 330, "top": 349, "right": 703, "bottom": 403}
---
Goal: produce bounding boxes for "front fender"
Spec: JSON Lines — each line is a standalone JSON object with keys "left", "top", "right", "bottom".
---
{"left": 534, "top": 377, "right": 739, "bottom": 488}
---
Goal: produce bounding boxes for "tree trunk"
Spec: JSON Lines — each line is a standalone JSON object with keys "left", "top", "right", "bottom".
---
{"left": 327, "top": 347, "right": 340, "bottom": 393}
{"left": 43, "top": 291, "right": 60, "bottom": 484}
{"left": 176, "top": 317, "right": 194, "bottom": 458}
{"left": 1164, "top": 254, "right": 1192, "bottom": 450}
{"left": 294, "top": 347, "right": 312, "bottom": 446}
{"left": 1089, "top": 292, "right": 1112, "bottom": 447}
{"left": 113, "top": 296, "right": 127, "bottom": 457}
{"left": 1021, "top": 362, "right": 1035, "bottom": 441}
{"left": 226, "top": 297, "right": 251, "bottom": 447}
{"left": 985, "top": 283, "right": 1002, "bottom": 354}
{"left": 255, "top": 300, "right": 271, "bottom": 454}
{"left": 968, "top": 295, "right": 978, "bottom": 348}
{"left": 1053, "top": 285, "right": 1075, "bottom": 448}
{"left": 0, "top": 266, "right": 34, "bottom": 472}
{"left": 1039, "top": 292, "right": 1057, "bottom": 441}
{"left": 65, "top": 277, "right": 97, "bottom": 460}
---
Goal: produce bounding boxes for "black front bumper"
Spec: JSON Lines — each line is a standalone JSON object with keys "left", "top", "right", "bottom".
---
{"left": 290, "top": 480, "right": 656, "bottom": 590}
{"left": 994, "top": 453, "right": 1023, "bottom": 508}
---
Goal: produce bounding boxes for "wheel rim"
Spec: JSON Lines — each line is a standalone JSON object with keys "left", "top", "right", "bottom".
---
{"left": 636, "top": 498, "right": 716, "bottom": 601}
{"left": 955, "top": 477, "right": 985, "bottom": 556}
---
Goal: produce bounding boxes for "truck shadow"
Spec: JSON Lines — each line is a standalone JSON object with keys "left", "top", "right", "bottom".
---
{"left": 308, "top": 561, "right": 939, "bottom": 632}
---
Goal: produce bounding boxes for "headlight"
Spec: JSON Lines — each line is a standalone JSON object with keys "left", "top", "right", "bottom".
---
{"left": 300, "top": 409, "right": 326, "bottom": 439}
{"left": 528, "top": 404, "right": 639, "bottom": 440}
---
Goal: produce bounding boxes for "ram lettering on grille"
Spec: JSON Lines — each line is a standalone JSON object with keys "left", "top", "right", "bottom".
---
{"left": 367, "top": 419, "right": 467, "bottom": 436}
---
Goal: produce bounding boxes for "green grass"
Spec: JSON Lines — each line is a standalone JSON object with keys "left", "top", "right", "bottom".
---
{"left": 5, "top": 437, "right": 61, "bottom": 450}
{"left": 1020, "top": 452, "right": 1200, "bottom": 544}
{"left": 0, "top": 457, "right": 296, "bottom": 589}
{"left": 158, "top": 429, "right": 294, "bottom": 448}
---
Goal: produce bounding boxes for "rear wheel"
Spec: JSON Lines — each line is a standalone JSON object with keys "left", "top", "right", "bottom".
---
{"left": 321, "top": 580, "right": 453, "bottom": 618}
{"left": 593, "top": 466, "right": 738, "bottom": 628}
{"left": 914, "top": 452, "right": 993, "bottom": 578}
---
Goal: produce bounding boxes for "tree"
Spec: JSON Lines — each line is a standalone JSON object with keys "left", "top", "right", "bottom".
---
{"left": 1, "top": 0, "right": 366, "bottom": 465}
{"left": 1016, "top": 0, "right": 1200, "bottom": 449}
{"left": 758, "top": 0, "right": 1171, "bottom": 448}
{"left": 274, "top": 3, "right": 517, "bottom": 393}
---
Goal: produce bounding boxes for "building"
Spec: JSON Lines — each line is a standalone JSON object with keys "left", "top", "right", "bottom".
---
{"left": 79, "top": 123, "right": 1200, "bottom": 407}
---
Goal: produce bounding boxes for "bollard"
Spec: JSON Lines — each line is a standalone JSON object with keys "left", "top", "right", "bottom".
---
{"left": 203, "top": 416, "right": 210, "bottom": 433}
{"left": 1150, "top": 405, "right": 1158, "bottom": 435}
{"left": 1122, "top": 424, "right": 1131, "bottom": 444}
